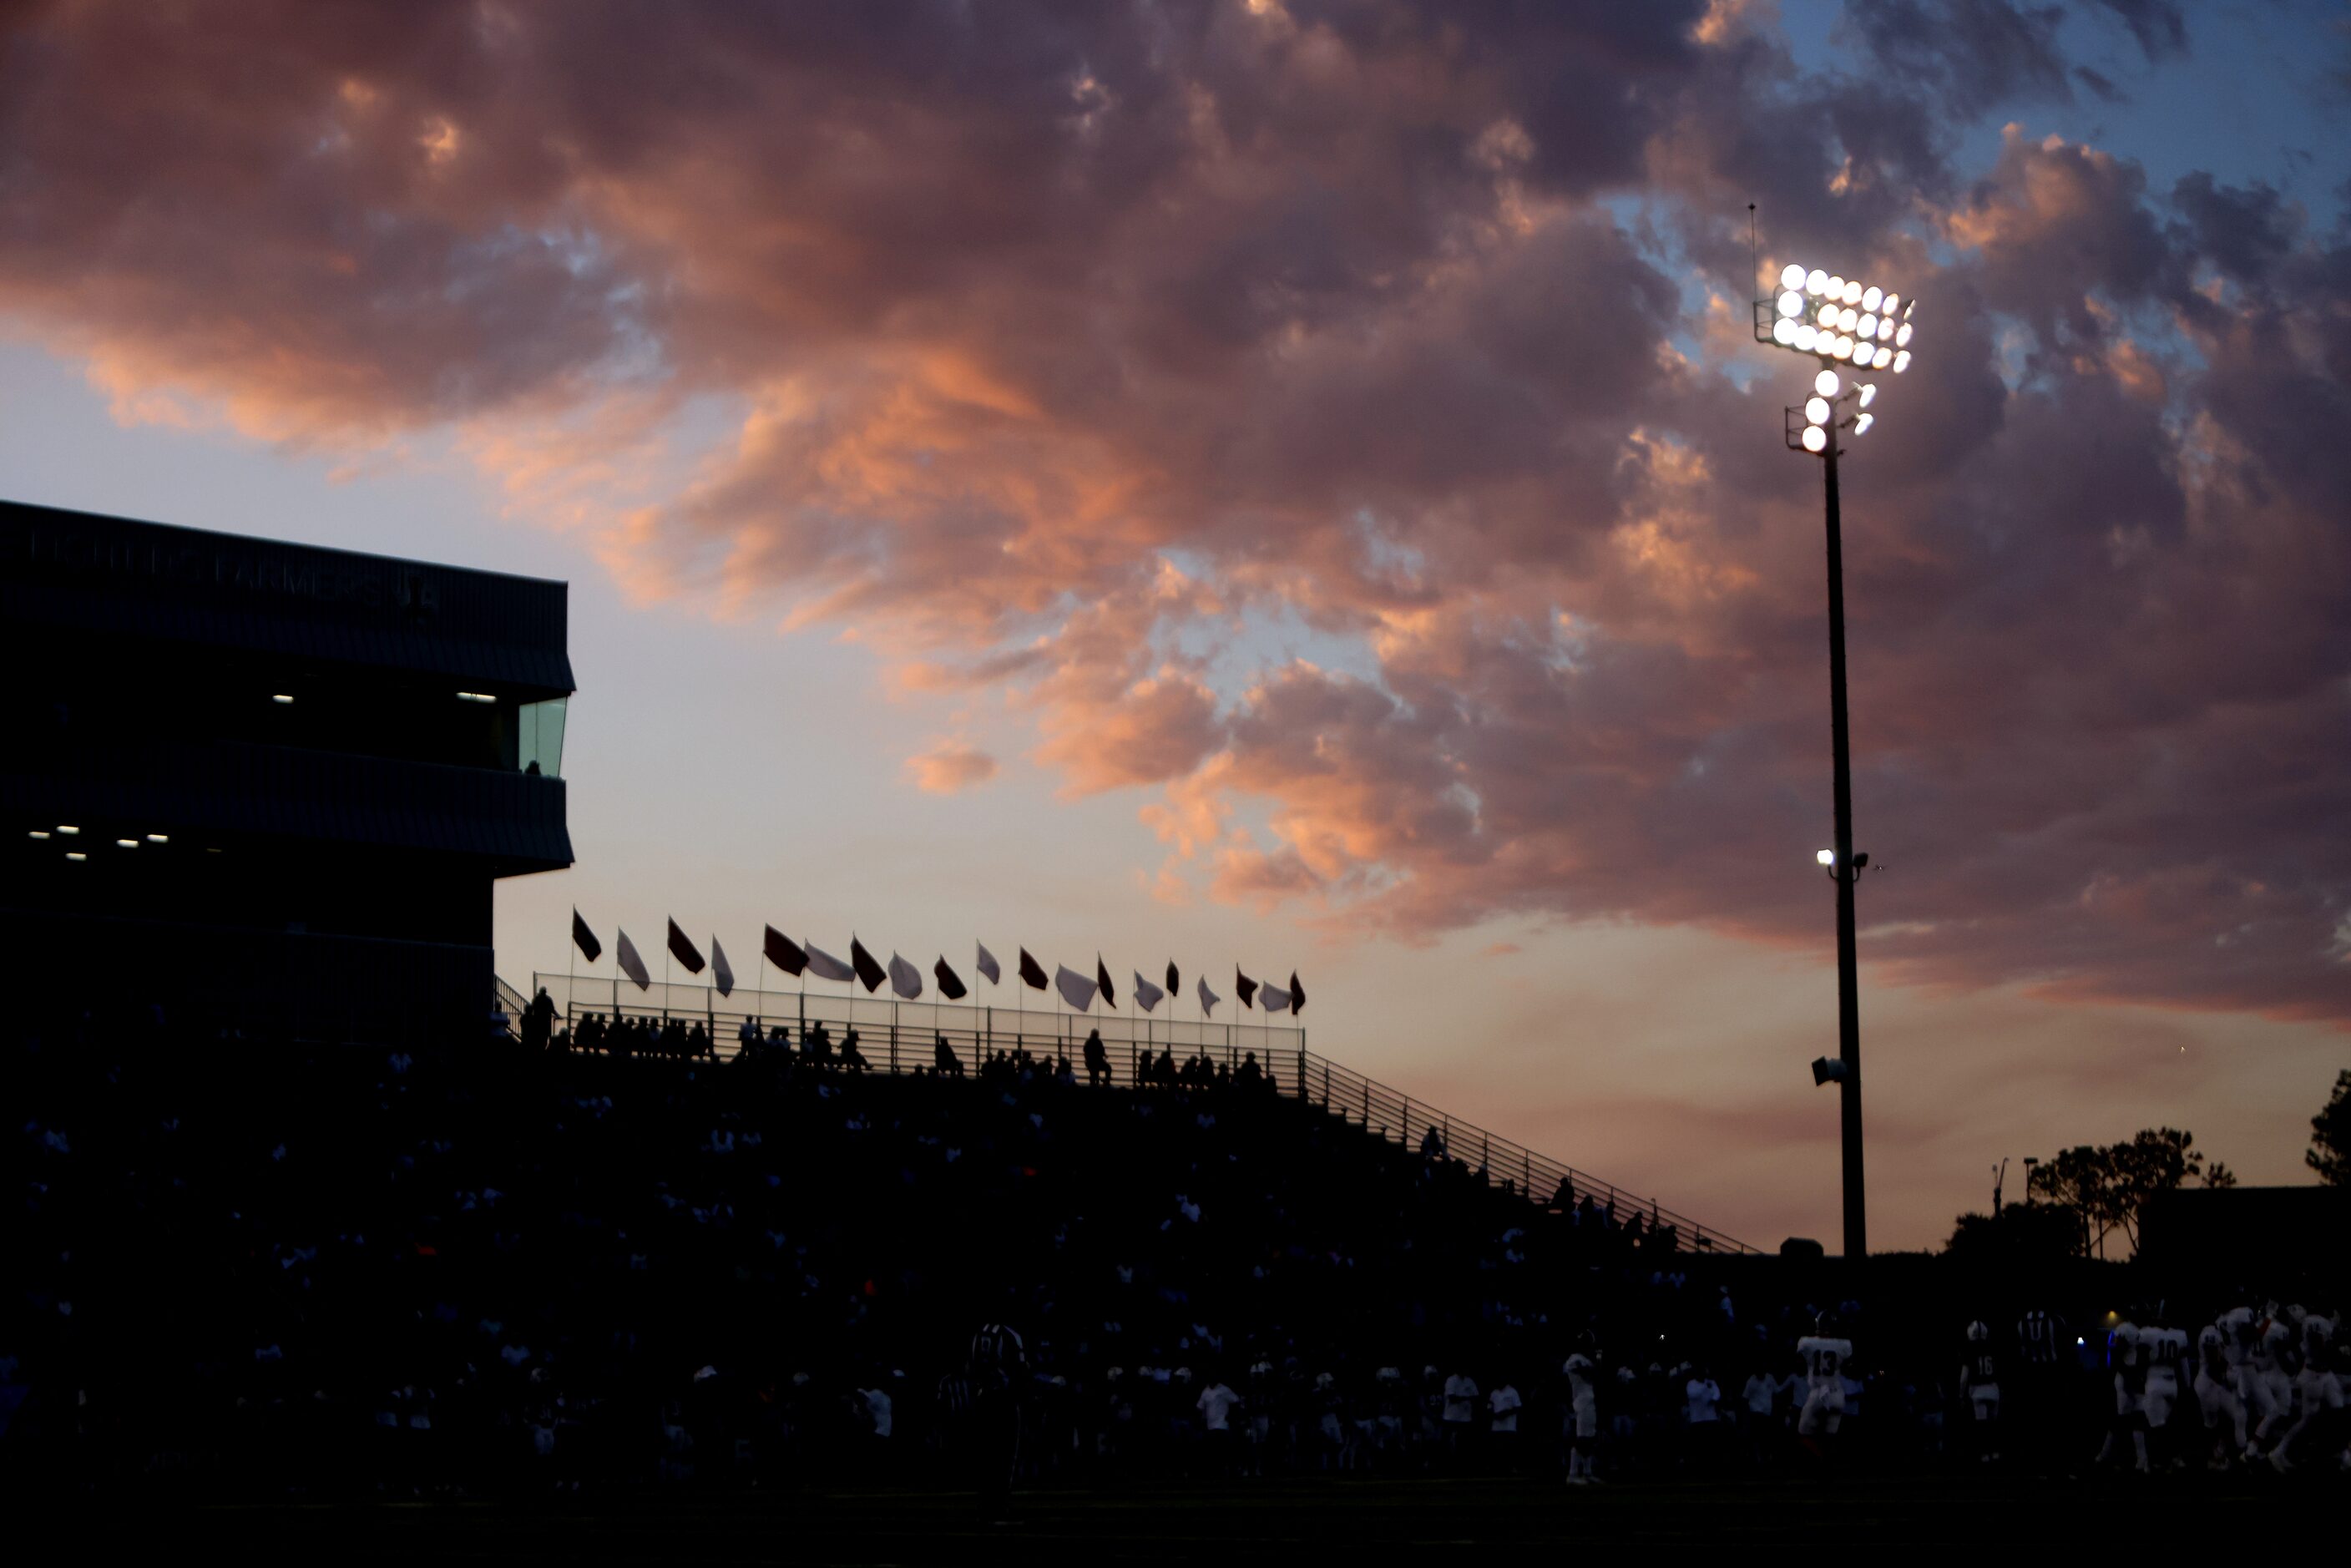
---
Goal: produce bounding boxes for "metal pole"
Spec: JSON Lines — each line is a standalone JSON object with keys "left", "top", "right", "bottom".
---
{"left": 1822, "top": 434, "right": 1867, "bottom": 1260}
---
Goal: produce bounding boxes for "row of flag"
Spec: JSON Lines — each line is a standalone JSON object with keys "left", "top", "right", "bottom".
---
{"left": 569, "top": 912, "right": 1304, "bottom": 1017}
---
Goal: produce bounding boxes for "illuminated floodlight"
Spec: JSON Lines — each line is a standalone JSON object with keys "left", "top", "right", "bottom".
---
{"left": 1833, "top": 335, "right": 1855, "bottom": 360}
{"left": 1842, "top": 279, "right": 1863, "bottom": 306}
{"left": 1836, "top": 307, "right": 1857, "bottom": 332}
{"left": 1862, "top": 286, "right": 1882, "bottom": 313}
{"left": 1804, "top": 397, "right": 1833, "bottom": 425}
{"left": 1772, "top": 318, "right": 1797, "bottom": 345}
{"left": 1875, "top": 346, "right": 1895, "bottom": 369}
{"left": 1801, "top": 425, "right": 1828, "bottom": 453}
{"left": 1858, "top": 383, "right": 1877, "bottom": 407}
{"left": 1818, "top": 301, "right": 1839, "bottom": 327}
{"left": 1794, "top": 324, "right": 1819, "bottom": 352}
{"left": 1894, "top": 322, "right": 1912, "bottom": 346}
{"left": 1853, "top": 412, "right": 1873, "bottom": 436}
{"left": 1781, "top": 263, "right": 1807, "bottom": 291}
{"left": 1877, "top": 317, "right": 1894, "bottom": 341}
{"left": 1856, "top": 313, "right": 1877, "bottom": 340}
{"left": 1814, "top": 370, "right": 1841, "bottom": 397}
{"left": 1893, "top": 350, "right": 1910, "bottom": 372}
{"left": 1777, "top": 291, "right": 1803, "bottom": 319}
{"left": 1827, "top": 275, "right": 1845, "bottom": 298}
{"left": 1817, "top": 849, "right": 1837, "bottom": 865}
{"left": 1806, "top": 269, "right": 1829, "bottom": 295}
{"left": 1882, "top": 293, "right": 1899, "bottom": 316}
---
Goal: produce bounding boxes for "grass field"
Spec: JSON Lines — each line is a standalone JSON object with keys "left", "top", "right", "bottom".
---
{"left": 50, "top": 1473, "right": 2346, "bottom": 1559}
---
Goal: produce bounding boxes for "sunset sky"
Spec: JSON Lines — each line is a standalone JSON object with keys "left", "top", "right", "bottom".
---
{"left": 4, "top": 0, "right": 2347, "bottom": 1251}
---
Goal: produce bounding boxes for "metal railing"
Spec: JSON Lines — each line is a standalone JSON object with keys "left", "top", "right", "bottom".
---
{"left": 524, "top": 973, "right": 1760, "bottom": 1256}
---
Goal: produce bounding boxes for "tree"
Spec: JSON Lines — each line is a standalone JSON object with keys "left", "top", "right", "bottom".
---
{"left": 2310, "top": 1070, "right": 2351, "bottom": 1186}
{"left": 2022, "top": 1127, "right": 2232, "bottom": 1258}
{"left": 1946, "top": 1201, "right": 2081, "bottom": 1264}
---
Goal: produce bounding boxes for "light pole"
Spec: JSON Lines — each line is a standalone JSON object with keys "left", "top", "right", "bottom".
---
{"left": 1757, "top": 262, "right": 1917, "bottom": 1261}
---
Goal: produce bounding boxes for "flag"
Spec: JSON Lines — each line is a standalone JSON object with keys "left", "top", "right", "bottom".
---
{"left": 1054, "top": 964, "right": 1098, "bottom": 1012}
{"left": 976, "top": 943, "right": 1001, "bottom": 985}
{"left": 1095, "top": 956, "right": 1117, "bottom": 1009}
{"left": 1165, "top": 960, "right": 1180, "bottom": 998}
{"left": 666, "top": 918, "right": 705, "bottom": 975}
{"left": 1018, "top": 948, "right": 1049, "bottom": 989}
{"left": 1236, "top": 967, "right": 1258, "bottom": 1009}
{"left": 711, "top": 938, "right": 736, "bottom": 997}
{"left": 850, "top": 937, "right": 887, "bottom": 994}
{"left": 764, "top": 926, "right": 807, "bottom": 977}
{"left": 615, "top": 929, "right": 651, "bottom": 991}
{"left": 571, "top": 909, "right": 602, "bottom": 964}
{"left": 887, "top": 952, "right": 923, "bottom": 1000}
{"left": 935, "top": 956, "right": 968, "bottom": 1001}
{"left": 804, "top": 942, "right": 855, "bottom": 983}
{"left": 1197, "top": 975, "right": 1221, "bottom": 1015}
{"left": 1133, "top": 972, "right": 1165, "bottom": 1013}
{"left": 1261, "top": 983, "right": 1292, "bottom": 1014}
{"left": 1290, "top": 970, "right": 1306, "bottom": 1014}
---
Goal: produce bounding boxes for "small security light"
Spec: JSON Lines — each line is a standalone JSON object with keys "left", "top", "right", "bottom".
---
{"left": 1853, "top": 412, "right": 1873, "bottom": 436}
{"left": 1817, "top": 849, "right": 1836, "bottom": 866}
{"left": 1858, "top": 384, "right": 1877, "bottom": 407}
{"left": 1811, "top": 1056, "right": 1847, "bottom": 1086}
{"left": 1893, "top": 351, "right": 1910, "bottom": 373}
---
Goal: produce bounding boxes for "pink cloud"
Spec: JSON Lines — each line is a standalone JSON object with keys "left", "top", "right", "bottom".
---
{"left": 2, "top": 0, "right": 2345, "bottom": 1028}
{"left": 906, "top": 740, "right": 999, "bottom": 795}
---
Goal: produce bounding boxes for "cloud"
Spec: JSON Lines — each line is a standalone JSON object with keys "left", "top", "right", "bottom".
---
{"left": 907, "top": 740, "right": 999, "bottom": 795}
{"left": 2, "top": 0, "right": 2346, "bottom": 1026}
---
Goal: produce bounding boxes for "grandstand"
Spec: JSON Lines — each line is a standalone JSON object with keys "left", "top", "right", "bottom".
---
{"left": 523, "top": 972, "right": 1758, "bottom": 1256}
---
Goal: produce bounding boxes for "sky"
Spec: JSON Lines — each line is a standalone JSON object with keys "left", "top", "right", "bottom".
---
{"left": 3, "top": 0, "right": 2347, "bottom": 1252}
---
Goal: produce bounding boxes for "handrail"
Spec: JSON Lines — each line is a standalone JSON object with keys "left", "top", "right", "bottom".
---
{"left": 528, "top": 973, "right": 1760, "bottom": 1256}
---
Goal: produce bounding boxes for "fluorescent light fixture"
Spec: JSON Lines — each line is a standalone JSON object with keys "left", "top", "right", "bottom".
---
{"left": 116, "top": 838, "right": 139, "bottom": 847}
{"left": 66, "top": 852, "right": 87, "bottom": 862}
{"left": 271, "top": 694, "right": 295, "bottom": 704}
{"left": 456, "top": 690, "right": 497, "bottom": 704}
{"left": 28, "top": 831, "right": 49, "bottom": 840}
{"left": 57, "top": 825, "right": 78, "bottom": 835}
{"left": 1801, "top": 425, "right": 1828, "bottom": 453}
{"left": 147, "top": 833, "right": 169, "bottom": 842}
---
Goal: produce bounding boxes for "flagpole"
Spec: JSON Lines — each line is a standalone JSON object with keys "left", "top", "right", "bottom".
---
{"left": 564, "top": 911, "right": 575, "bottom": 1034}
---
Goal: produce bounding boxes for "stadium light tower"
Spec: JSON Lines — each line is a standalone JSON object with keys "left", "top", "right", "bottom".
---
{"left": 1754, "top": 261, "right": 1917, "bottom": 1261}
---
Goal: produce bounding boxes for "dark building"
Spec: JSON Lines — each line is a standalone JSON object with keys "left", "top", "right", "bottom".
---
{"left": 2138, "top": 1185, "right": 2350, "bottom": 1296}
{"left": 2, "top": 498, "right": 572, "bottom": 1044}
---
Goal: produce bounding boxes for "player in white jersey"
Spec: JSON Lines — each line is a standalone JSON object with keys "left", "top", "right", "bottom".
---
{"left": 2194, "top": 1323, "right": 2247, "bottom": 1463}
{"left": 2139, "top": 1326, "right": 2187, "bottom": 1466}
{"left": 2096, "top": 1323, "right": 2151, "bottom": 1472}
{"left": 2248, "top": 1316, "right": 2295, "bottom": 1454}
{"left": 1959, "top": 1321, "right": 2001, "bottom": 1464}
{"left": 1794, "top": 1321, "right": 1853, "bottom": 1444}
{"left": 1562, "top": 1353, "right": 1600, "bottom": 1484}
{"left": 2269, "top": 1328, "right": 2344, "bottom": 1473}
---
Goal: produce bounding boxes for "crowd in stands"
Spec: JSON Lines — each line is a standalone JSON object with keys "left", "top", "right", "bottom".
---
{"left": 6, "top": 1001, "right": 2344, "bottom": 1499}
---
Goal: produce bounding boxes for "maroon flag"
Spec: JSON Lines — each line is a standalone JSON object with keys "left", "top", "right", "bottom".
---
{"left": 1018, "top": 948, "right": 1049, "bottom": 989}
{"left": 1235, "top": 967, "right": 1258, "bottom": 1009}
{"left": 764, "top": 926, "right": 807, "bottom": 976}
{"left": 849, "top": 936, "right": 887, "bottom": 994}
{"left": 1289, "top": 970, "right": 1306, "bottom": 1014}
{"left": 1095, "top": 956, "right": 1117, "bottom": 1009}
{"left": 934, "top": 957, "right": 968, "bottom": 1001}
{"left": 1165, "top": 960, "right": 1180, "bottom": 997}
{"left": 570, "top": 909, "right": 602, "bottom": 964}
{"left": 666, "top": 918, "right": 705, "bottom": 974}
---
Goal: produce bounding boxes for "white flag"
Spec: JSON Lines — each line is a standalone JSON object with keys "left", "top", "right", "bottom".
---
{"left": 1133, "top": 972, "right": 1165, "bottom": 1013}
{"left": 976, "top": 942, "right": 1002, "bottom": 985}
{"left": 615, "top": 929, "right": 651, "bottom": 991}
{"left": 804, "top": 942, "right": 855, "bottom": 983}
{"left": 711, "top": 938, "right": 736, "bottom": 997}
{"left": 1261, "top": 984, "right": 1292, "bottom": 1014}
{"left": 1054, "top": 964, "right": 1098, "bottom": 1013}
{"left": 1196, "top": 975, "right": 1221, "bottom": 1015}
{"left": 887, "top": 952, "right": 923, "bottom": 1000}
